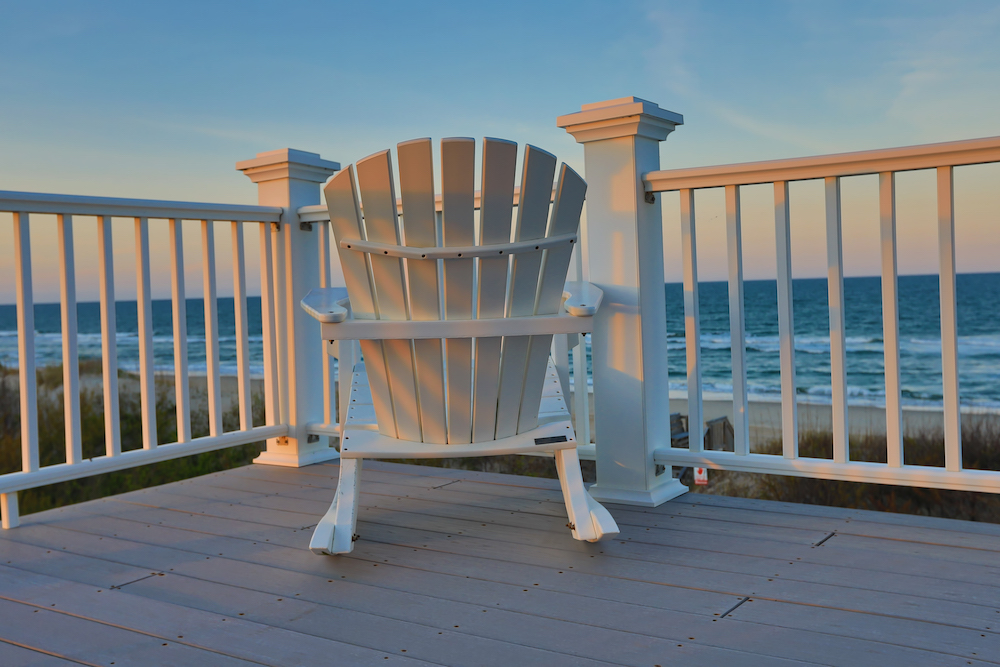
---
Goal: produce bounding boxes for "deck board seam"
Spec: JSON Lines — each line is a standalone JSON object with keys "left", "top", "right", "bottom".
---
{"left": 0, "top": 636, "right": 99, "bottom": 667}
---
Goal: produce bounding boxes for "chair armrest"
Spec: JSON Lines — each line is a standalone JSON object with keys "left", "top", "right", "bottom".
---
{"left": 301, "top": 288, "right": 350, "bottom": 323}
{"left": 562, "top": 281, "right": 603, "bottom": 317}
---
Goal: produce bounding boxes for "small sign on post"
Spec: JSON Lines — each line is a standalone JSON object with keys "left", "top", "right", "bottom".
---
{"left": 694, "top": 467, "right": 708, "bottom": 486}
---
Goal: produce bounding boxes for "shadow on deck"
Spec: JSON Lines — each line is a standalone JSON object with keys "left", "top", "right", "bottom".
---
{"left": 1, "top": 461, "right": 999, "bottom": 666}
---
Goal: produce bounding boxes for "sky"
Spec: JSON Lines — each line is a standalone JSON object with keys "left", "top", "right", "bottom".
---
{"left": 2, "top": 0, "right": 999, "bottom": 301}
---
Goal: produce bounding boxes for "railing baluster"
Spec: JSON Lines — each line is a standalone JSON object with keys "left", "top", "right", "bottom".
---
{"left": 169, "top": 218, "right": 191, "bottom": 442}
{"left": 201, "top": 219, "right": 223, "bottom": 436}
{"left": 317, "top": 219, "right": 335, "bottom": 426}
{"left": 725, "top": 185, "right": 749, "bottom": 455}
{"left": 259, "top": 222, "right": 279, "bottom": 429}
{"left": 937, "top": 166, "right": 962, "bottom": 472}
{"left": 57, "top": 214, "right": 83, "bottom": 465}
{"left": 0, "top": 492, "right": 18, "bottom": 530}
{"left": 134, "top": 217, "right": 157, "bottom": 449}
{"left": 97, "top": 215, "right": 121, "bottom": 456}
{"left": 13, "top": 212, "right": 39, "bottom": 472}
{"left": 773, "top": 182, "right": 798, "bottom": 459}
{"left": 571, "top": 334, "right": 591, "bottom": 446}
{"left": 679, "top": 189, "right": 703, "bottom": 452}
{"left": 273, "top": 224, "right": 290, "bottom": 428}
{"left": 879, "top": 173, "right": 904, "bottom": 468}
{"left": 571, "top": 226, "right": 591, "bottom": 448}
{"left": 231, "top": 221, "right": 252, "bottom": 430}
{"left": 824, "top": 177, "right": 849, "bottom": 463}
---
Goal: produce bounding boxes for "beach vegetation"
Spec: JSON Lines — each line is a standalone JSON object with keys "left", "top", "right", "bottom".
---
{"left": 0, "top": 361, "right": 266, "bottom": 516}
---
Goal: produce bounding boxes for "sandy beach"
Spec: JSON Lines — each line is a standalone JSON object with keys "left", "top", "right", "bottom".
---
{"left": 569, "top": 388, "right": 1000, "bottom": 446}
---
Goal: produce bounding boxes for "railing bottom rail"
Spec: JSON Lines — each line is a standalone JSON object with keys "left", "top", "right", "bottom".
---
{"left": 0, "top": 425, "right": 287, "bottom": 497}
{"left": 655, "top": 448, "right": 1000, "bottom": 494}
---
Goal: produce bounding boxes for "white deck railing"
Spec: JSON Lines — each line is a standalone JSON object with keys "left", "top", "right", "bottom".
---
{"left": 0, "top": 190, "right": 332, "bottom": 527}
{"left": 646, "top": 136, "right": 1000, "bottom": 493}
{"left": 2, "top": 101, "right": 999, "bottom": 532}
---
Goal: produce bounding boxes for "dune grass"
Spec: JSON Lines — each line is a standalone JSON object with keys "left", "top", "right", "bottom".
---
{"left": 0, "top": 362, "right": 265, "bottom": 516}
{"left": 679, "top": 424, "right": 1000, "bottom": 523}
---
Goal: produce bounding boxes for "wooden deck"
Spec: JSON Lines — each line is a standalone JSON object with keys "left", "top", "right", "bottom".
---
{"left": 1, "top": 461, "right": 999, "bottom": 666}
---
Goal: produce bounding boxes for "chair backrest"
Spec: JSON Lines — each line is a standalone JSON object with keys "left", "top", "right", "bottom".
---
{"left": 324, "top": 137, "right": 586, "bottom": 444}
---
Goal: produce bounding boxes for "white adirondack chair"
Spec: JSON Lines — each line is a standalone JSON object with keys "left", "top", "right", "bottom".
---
{"left": 301, "top": 137, "right": 619, "bottom": 555}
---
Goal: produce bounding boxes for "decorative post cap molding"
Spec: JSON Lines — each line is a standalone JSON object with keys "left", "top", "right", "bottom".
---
{"left": 558, "top": 97, "right": 683, "bottom": 144}
{"left": 237, "top": 148, "right": 340, "bottom": 184}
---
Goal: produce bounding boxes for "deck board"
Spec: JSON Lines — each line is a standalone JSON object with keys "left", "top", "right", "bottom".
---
{"left": 2, "top": 461, "right": 999, "bottom": 666}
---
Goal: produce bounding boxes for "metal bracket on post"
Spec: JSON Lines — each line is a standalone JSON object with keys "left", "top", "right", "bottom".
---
{"left": 299, "top": 221, "right": 313, "bottom": 231}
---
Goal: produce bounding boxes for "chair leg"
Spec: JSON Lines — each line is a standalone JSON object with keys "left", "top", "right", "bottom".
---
{"left": 554, "top": 448, "right": 619, "bottom": 542}
{"left": 309, "top": 458, "right": 362, "bottom": 555}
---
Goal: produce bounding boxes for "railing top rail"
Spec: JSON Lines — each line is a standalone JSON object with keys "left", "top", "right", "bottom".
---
{"left": 0, "top": 190, "right": 283, "bottom": 222}
{"left": 644, "top": 135, "right": 1000, "bottom": 192}
{"left": 297, "top": 185, "right": 559, "bottom": 222}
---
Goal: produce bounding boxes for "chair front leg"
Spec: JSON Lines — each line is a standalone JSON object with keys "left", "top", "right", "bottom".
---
{"left": 309, "top": 458, "right": 362, "bottom": 555}
{"left": 554, "top": 447, "right": 619, "bottom": 542}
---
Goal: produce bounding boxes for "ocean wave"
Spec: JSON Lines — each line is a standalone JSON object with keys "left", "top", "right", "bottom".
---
{"left": 665, "top": 332, "right": 1000, "bottom": 358}
{"left": 668, "top": 381, "right": 1000, "bottom": 409}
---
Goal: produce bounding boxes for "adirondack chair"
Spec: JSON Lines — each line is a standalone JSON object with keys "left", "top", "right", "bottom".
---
{"left": 300, "top": 137, "right": 619, "bottom": 555}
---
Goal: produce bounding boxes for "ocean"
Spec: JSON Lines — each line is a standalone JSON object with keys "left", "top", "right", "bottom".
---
{"left": 1, "top": 273, "right": 998, "bottom": 409}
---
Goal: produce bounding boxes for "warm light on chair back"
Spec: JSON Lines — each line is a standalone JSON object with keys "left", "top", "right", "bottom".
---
{"left": 323, "top": 137, "right": 587, "bottom": 445}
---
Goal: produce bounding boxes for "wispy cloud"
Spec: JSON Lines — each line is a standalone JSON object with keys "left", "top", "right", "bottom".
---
{"left": 642, "top": 3, "right": 843, "bottom": 155}
{"left": 881, "top": 7, "right": 1000, "bottom": 139}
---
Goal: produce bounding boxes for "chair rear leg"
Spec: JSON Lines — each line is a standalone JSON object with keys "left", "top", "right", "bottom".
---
{"left": 309, "top": 458, "right": 362, "bottom": 555}
{"left": 554, "top": 448, "right": 619, "bottom": 542}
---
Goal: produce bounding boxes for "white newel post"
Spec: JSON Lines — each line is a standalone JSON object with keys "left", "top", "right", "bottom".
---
{"left": 558, "top": 97, "right": 688, "bottom": 506}
{"left": 238, "top": 149, "right": 341, "bottom": 467}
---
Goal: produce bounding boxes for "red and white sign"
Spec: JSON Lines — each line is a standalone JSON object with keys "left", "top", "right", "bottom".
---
{"left": 694, "top": 467, "right": 708, "bottom": 485}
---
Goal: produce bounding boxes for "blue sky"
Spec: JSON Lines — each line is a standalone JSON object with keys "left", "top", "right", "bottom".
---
{"left": 2, "top": 0, "right": 999, "bottom": 296}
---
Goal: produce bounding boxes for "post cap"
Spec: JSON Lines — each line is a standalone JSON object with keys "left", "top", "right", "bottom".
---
{"left": 558, "top": 97, "right": 683, "bottom": 144}
{"left": 237, "top": 149, "right": 340, "bottom": 184}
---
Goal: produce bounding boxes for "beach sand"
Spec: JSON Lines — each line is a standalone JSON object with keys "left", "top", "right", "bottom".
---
{"left": 570, "top": 389, "right": 1000, "bottom": 446}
